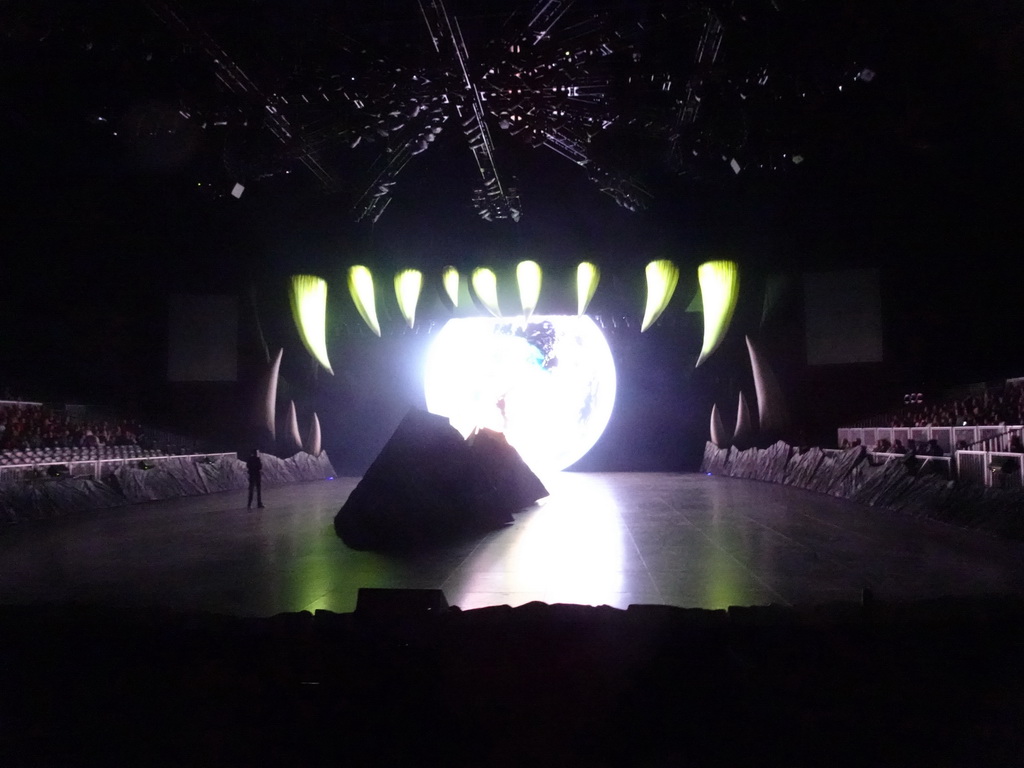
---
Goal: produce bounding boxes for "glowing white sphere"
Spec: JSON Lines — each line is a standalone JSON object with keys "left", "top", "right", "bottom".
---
{"left": 424, "top": 315, "right": 616, "bottom": 473}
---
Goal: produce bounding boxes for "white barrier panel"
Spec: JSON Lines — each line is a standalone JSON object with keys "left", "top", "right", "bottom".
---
{"left": 987, "top": 451, "right": 1024, "bottom": 489}
{"left": 0, "top": 453, "right": 237, "bottom": 485}
{"left": 956, "top": 451, "right": 988, "bottom": 486}
{"left": 868, "top": 452, "right": 952, "bottom": 478}
{"left": 839, "top": 425, "right": 1022, "bottom": 452}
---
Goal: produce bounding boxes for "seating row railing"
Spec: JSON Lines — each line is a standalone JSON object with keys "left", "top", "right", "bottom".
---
{"left": 834, "top": 427, "right": 1024, "bottom": 489}
{"left": 837, "top": 425, "right": 1024, "bottom": 454}
{"left": 0, "top": 400, "right": 216, "bottom": 456}
{"left": 0, "top": 453, "right": 237, "bottom": 485}
{"left": 1, "top": 446, "right": 161, "bottom": 464}
{"left": 823, "top": 449, "right": 954, "bottom": 480}
{"left": 955, "top": 451, "right": 1024, "bottom": 489}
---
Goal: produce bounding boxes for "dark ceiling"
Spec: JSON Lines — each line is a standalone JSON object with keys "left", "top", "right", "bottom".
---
{"left": 0, "top": 0, "right": 1022, "bottom": 414}
{"left": 1, "top": 0, "right": 1022, "bottom": 290}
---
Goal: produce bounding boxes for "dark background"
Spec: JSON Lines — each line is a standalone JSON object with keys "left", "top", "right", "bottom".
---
{"left": 1, "top": 0, "right": 1022, "bottom": 471}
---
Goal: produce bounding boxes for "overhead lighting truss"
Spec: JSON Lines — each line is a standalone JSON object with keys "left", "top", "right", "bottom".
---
{"left": 121, "top": 0, "right": 850, "bottom": 220}
{"left": 668, "top": 8, "right": 725, "bottom": 167}
{"left": 418, "top": 0, "right": 522, "bottom": 222}
{"left": 145, "top": 0, "right": 335, "bottom": 189}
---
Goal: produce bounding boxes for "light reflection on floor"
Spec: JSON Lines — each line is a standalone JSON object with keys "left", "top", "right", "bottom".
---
{"left": 3, "top": 472, "right": 1024, "bottom": 616}
{"left": 444, "top": 473, "right": 628, "bottom": 608}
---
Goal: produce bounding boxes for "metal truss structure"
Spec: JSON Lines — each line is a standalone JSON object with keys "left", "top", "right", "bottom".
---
{"left": 44, "top": 0, "right": 855, "bottom": 222}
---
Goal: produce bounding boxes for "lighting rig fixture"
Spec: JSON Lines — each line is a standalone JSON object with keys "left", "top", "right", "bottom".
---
{"left": 56, "top": 0, "right": 874, "bottom": 219}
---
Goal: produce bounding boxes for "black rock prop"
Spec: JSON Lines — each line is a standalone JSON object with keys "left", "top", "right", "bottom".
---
{"left": 334, "top": 409, "right": 548, "bottom": 550}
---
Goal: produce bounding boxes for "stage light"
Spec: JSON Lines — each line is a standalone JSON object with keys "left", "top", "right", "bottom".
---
{"left": 348, "top": 265, "right": 381, "bottom": 337}
{"left": 289, "top": 275, "right": 333, "bottom": 374}
{"left": 641, "top": 259, "right": 679, "bottom": 332}
{"left": 394, "top": 269, "right": 423, "bottom": 328}
{"left": 696, "top": 260, "right": 740, "bottom": 366}
{"left": 577, "top": 261, "right": 600, "bottom": 315}
{"left": 442, "top": 266, "right": 460, "bottom": 307}
{"left": 471, "top": 267, "right": 502, "bottom": 317}
{"left": 517, "top": 260, "right": 542, "bottom": 320}
{"left": 423, "top": 315, "right": 616, "bottom": 473}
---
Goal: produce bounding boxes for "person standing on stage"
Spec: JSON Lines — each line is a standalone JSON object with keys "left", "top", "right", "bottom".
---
{"left": 246, "top": 448, "right": 264, "bottom": 509}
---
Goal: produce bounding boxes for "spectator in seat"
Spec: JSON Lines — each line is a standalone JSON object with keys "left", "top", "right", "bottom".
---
{"left": 1009, "top": 435, "right": 1024, "bottom": 454}
{"left": 892, "top": 439, "right": 907, "bottom": 454}
{"left": 926, "top": 439, "right": 944, "bottom": 457}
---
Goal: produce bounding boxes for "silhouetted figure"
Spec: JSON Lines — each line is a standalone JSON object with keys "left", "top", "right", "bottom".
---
{"left": 246, "top": 449, "right": 264, "bottom": 509}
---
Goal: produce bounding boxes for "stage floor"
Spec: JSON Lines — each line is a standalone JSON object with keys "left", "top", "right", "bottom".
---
{"left": 3, "top": 472, "right": 1024, "bottom": 616}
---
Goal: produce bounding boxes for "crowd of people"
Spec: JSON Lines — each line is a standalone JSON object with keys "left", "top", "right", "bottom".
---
{"left": 842, "top": 436, "right": 955, "bottom": 457}
{"left": 866, "top": 437, "right": 950, "bottom": 456}
{"left": 881, "top": 381, "right": 1024, "bottom": 428}
{"left": 0, "top": 402, "right": 152, "bottom": 453}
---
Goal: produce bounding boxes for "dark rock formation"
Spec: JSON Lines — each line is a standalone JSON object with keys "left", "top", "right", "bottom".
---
{"left": 0, "top": 451, "right": 336, "bottom": 521}
{"left": 334, "top": 410, "right": 548, "bottom": 551}
{"left": 784, "top": 446, "right": 825, "bottom": 488}
{"left": 4, "top": 596, "right": 1023, "bottom": 767}
{"left": 701, "top": 441, "right": 1024, "bottom": 541}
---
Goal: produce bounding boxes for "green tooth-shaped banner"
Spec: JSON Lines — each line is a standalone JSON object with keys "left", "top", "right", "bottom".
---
{"left": 394, "top": 269, "right": 423, "bottom": 329}
{"left": 517, "top": 260, "right": 542, "bottom": 320}
{"left": 641, "top": 259, "right": 679, "bottom": 332}
{"left": 289, "top": 275, "right": 333, "bottom": 374}
{"left": 471, "top": 267, "right": 501, "bottom": 317}
{"left": 696, "top": 260, "right": 739, "bottom": 367}
{"left": 348, "top": 265, "right": 381, "bottom": 337}
{"left": 442, "top": 266, "right": 460, "bottom": 308}
{"left": 577, "top": 261, "right": 600, "bottom": 316}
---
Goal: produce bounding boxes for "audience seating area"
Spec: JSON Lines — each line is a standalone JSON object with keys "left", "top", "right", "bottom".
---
{"left": 851, "top": 379, "right": 1024, "bottom": 429}
{"left": 1, "top": 400, "right": 152, "bottom": 452}
{"left": 0, "top": 398, "right": 213, "bottom": 484}
{"left": 839, "top": 378, "right": 1024, "bottom": 489}
{"left": 0, "top": 445, "right": 165, "bottom": 466}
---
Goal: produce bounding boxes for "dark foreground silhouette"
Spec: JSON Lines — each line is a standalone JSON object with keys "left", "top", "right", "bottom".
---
{"left": 2, "top": 595, "right": 1023, "bottom": 767}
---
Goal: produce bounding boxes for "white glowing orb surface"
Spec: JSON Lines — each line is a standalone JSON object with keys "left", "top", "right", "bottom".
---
{"left": 424, "top": 315, "right": 616, "bottom": 472}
